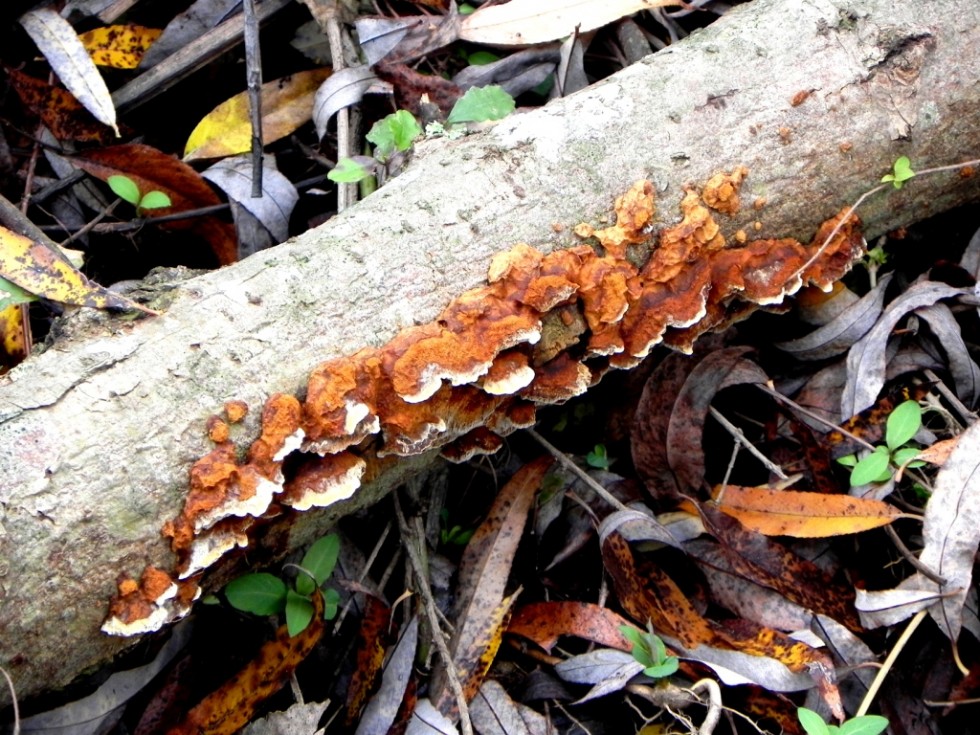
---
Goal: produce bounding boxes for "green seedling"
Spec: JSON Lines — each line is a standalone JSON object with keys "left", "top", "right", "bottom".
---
{"left": 107, "top": 174, "right": 171, "bottom": 215}
{"left": 224, "top": 532, "right": 341, "bottom": 636}
{"left": 880, "top": 155, "right": 916, "bottom": 189}
{"left": 439, "top": 508, "right": 475, "bottom": 547}
{"left": 797, "top": 707, "right": 888, "bottom": 735}
{"left": 837, "top": 400, "right": 925, "bottom": 486}
{"left": 329, "top": 86, "right": 515, "bottom": 187}
{"left": 620, "top": 623, "right": 679, "bottom": 679}
{"left": 586, "top": 443, "right": 613, "bottom": 470}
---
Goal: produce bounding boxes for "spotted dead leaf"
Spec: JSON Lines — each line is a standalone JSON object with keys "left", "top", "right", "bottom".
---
{"left": 431, "top": 457, "right": 552, "bottom": 716}
{"left": 712, "top": 485, "right": 907, "bottom": 537}
{"left": 345, "top": 596, "right": 392, "bottom": 725}
{"left": 507, "top": 601, "right": 633, "bottom": 653}
{"left": 19, "top": 7, "right": 119, "bottom": 135}
{"left": 6, "top": 68, "right": 116, "bottom": 144}
{"left": 168, "top": 592, "right": 324, "bottom": 734}
{"left": 698, "top": 504, "right": 862, "bottom": 631}
{"left": 0, "top": 226, "right": 153, "bottom": 314}
{"left": 79, "top": 24, "right": 162, "bottom": 69}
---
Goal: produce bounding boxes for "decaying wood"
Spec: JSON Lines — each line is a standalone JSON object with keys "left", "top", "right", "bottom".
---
{"left": 1, "top": 0, "right": 979, "bottom": 707}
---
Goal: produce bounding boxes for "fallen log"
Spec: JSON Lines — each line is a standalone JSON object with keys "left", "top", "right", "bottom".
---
{"left": 1, "top": 0, "right": 979, "bottom": 708}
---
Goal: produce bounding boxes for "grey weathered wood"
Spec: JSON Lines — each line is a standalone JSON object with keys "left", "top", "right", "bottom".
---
{"left": 2, "top": 0, "right": 979, "bottom": 707}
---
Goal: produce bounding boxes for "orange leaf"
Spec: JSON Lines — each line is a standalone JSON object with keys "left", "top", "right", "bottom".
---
{"left": 345, "top": 597, "right": 392, "bottom": 725}
{"left": 168, "top": 592, "right": 324, "bottom": 735}
{"left": 79, "top": 24, "right": 162, "bottom": 69}
{"left": 507, "top": 601, "right": 633, "bottom": 653}
{"left": 712, "top": 485, "right": 906, "bottom": 537}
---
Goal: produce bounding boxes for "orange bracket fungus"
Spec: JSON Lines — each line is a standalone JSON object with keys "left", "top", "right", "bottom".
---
{"left": 103, "top": 170, "right": 864, "bottom": 636}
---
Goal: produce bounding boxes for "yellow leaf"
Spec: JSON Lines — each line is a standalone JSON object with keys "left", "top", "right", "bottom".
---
{"left": 79, "top": 24, "right": 162, "bottom": 69}
{"left": 0, "top": 226, "right": 154, "bottom": 313}
{"left": 0, "top": 304, "right": 29, "bottom": 368}
{"left": 712, "top": 485, "right": 906, "bottom": 537}
{"left": 184, "top": 68, "right": 331, "bottom": 161}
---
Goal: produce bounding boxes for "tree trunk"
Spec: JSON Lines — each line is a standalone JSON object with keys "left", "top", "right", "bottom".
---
{"left": 2, "top": 0, "right": 979, "bottom": 707}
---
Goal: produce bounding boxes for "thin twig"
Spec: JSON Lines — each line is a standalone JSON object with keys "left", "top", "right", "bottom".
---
{"left": 392, "top": 493, "right": 474, "bottom": 735}
{"left": 708, "top": 406, "right": 788, "bottom": 480}
{"left": 755, "top": 383, "right": 877, "bottom": 451}
{"left": 883, "top": 525, "right": 946, "bottom": 585}
{"left": 855, "top": 609, "right": 927, "bottom": 717}
{"left": 242, "top": 0, "right": 264, "bottom": 197}
{"left": 526, "top": 429, "right": 630, "bottom": 512}
{"left": 924, "top": 369, "right": 976, "bottom": 427}
{"left": 0, "top": 665, "right": 19, "bottom": 735}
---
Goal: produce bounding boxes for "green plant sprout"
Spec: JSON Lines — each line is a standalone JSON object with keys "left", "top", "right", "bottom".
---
{"left": 620, "top": 623, "right": 680, "bottom": 679}
{"left": 880, "top": 155, "right": 915, "bottom": 188}
{"left": 328, "top": 86, "right": 515, "bottom": 186}
{"left": 107, "top": 174, "right": 171, "bottom": 215}
{"left": 586, "top": 443, "right": 613, "bottom": 470}
{"left": 223, "top": 533, "right": 341, "bottom": 636}
{"left": 837, "top": 400, "right": 925, "bottom": 486}
{"left": 797, "top": 707, "right": 888, "bottom": 735}
{"left": 439, "top": 508, "right": 475, "bottom": 547}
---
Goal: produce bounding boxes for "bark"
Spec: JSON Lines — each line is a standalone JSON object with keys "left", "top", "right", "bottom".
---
{"left": 2, "top": 0, "right": 979, "bottom": 707}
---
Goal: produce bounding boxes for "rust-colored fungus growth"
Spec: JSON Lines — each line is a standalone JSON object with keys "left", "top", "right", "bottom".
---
{"left": 105, "top": 172, "right": 864, "bottom": 635}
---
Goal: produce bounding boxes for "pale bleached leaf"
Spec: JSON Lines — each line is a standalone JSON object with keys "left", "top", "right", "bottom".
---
{"left": 842, "top": 281, "right": 966, "bottom": 418}
{"left": 313, "top": 66, "right": 380, "bottom": 140}
{"left": 776, "top": 274, "right": 891, "bottom": 361}
{"left": 355, "top": 618, "right": 419, "bottom": 735}
{"left": 470, "top": 680, "right": 548, "bottom": 735}
{"left": 898, "top": 420, "right": 980, "bottom": 641}
{"left": 958, "top": 223, "right": 980, "bottom": 283}
{"left": 405, "top": 699, "right": 458, "bottom": 735}
{"left": 554, "top": 649, "right": 644, "bottom": 702}
{"left": 453, "top": 49, "right": 559, "bottom": 98}
{"left": 18, "top": 621, "right": 191, "bottom": 734}
{"left": 854, "top": 587, "right": 941, "bottom": 629}
{"left": 202, "top": 155, "right": 298, "bottom": 244}
{"left": 20, "top": 7, "right": 118, "bottom": 135}
{"left": 597, "top": 508, "right": 698, "bottom": 549}
{"left": 915, "top": 303, "right": 980, "bottom": 406}
{"left": 663, "top": 636, "right": 814, "bottom": 691}
{"left": 243, "top": 699, "right": 330, "bottom": 735}
{"left": 460, "top": 0, "right": 678, "bottom": 46}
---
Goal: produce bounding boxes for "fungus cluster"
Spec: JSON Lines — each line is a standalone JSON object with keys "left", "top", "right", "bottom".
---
{"left": 103, "top": 171, "right": 863, "bottom": 636}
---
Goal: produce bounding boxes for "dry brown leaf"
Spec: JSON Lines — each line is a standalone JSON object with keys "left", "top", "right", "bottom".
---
{"left": 431, "top": 457, "right": 552, "bottom": 716}
{"left": 712, "top": 485, "right": 907, "bottom": 537}
{"left": 460, "top": 0, "right": 679, "bottom": 46}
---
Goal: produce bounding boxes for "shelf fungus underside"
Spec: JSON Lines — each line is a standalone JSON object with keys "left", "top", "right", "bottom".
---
{"left": 103, "top": 170, "right": 863, "bottom": 635}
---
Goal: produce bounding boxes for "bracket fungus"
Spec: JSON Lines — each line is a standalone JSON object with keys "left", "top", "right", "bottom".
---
{"left": 104, "top": 171, "right": 864, "bottom": 636}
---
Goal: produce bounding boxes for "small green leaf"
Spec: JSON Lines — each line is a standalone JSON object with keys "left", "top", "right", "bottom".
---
{"left": 285, "top": 589, "right": 314, "bottom": 637}
{"left": 886, "top": 400, "right": 921, "bottom": 451}
{"left": 881, "top": 155, "right": 915, "bottom": 189}
{"left": 465, "top": 50, "right": 500, "bottom": 65}
{"left": 892, "top": 446, "right": 922, "bottom": 467}
{"left": 447, "top": 85, "right": 515, "bottom": 125}
{"left": 108, "top": 174, "right": 141, "bottom": 205}
{"left": 836, "top": 454, "right": 858, "bottom": 468}
{"left": 0, "top": 276, "right": 39, "bottom": 310}
{"left": 797, "top": 708, "right": 832, "bottom": 735}
{"left": 367, "top": 109, "right": 421, "bottom": 160}
{"left": 850, "top": 446, "right": 892, "bottom": 486}
{"left": 225, "top": 573, "right": 287, "bottom": 616}
{"left": 643, "top": 656, "right": 679, "bottom": 679}
{"left": 328, "top": 158, "right": 372, "bottom": 183}
{"left": 137, "top": 190, "right": 171, "bottom": 211}
{"left": 586, "top": 444, "right": 611, "bottom": 470}
{"left": 838, "top": 715, "right": 889, "bottom": 735}
{"left": 301, "top": 533, "right": 340, "bottom": 588}
{"left": 323, "top": 587, "right": 341, "bottom": 620}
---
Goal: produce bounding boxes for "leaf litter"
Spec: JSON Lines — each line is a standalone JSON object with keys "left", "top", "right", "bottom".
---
{"left": 5, "top": 0, "right": 980, "bottom": 732}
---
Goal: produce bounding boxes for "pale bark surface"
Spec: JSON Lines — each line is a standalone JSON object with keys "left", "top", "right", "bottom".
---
{"left": 2, "top": 0, "right": 979, "bottom": 706}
